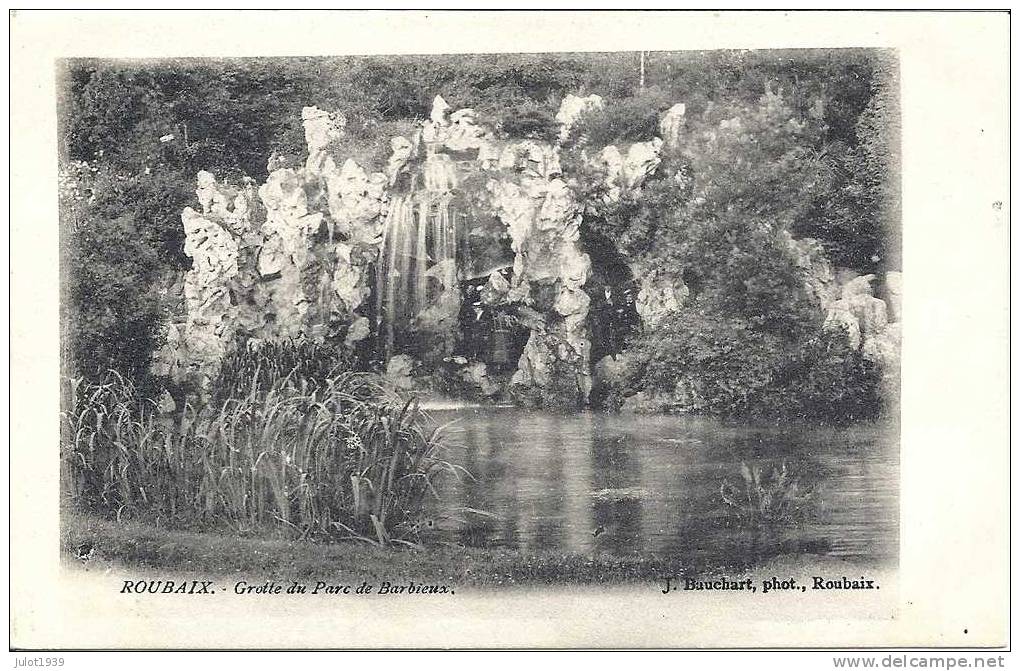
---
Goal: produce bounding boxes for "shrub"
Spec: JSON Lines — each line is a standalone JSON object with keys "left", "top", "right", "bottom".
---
{"left": 624, "top": 309, "right": 884, "bottom": 424}
{"left": 61, "top": 160, "right": 193, "bottom": 382}
{"left": 761, "top": 326, "right": 885, "bottom": 423}
{"left": 565, "top": 89, "right": 673, "bottom": 148}
{"left": 65, "top": 210, "right": 171, "bottom": 381}
{"left": 499, "top": 100, "right": 560, "bottom": 142}
{"left": 61, "top": 368, "right": 460, "bottom": 547}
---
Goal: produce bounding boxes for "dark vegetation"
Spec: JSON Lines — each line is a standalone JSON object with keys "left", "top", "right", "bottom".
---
{"left": 60, "top": 50, "right": 898, "bottom": 421}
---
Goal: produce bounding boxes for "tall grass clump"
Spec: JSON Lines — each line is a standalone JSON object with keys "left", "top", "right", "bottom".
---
{"left": 211, "top": 338, "right": 353, "bottom": 405}
{"left": 61, "top": 346, "right": 461, "bottom": 547}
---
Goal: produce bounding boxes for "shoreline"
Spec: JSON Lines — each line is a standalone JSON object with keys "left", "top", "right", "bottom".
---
{"left": 63, "top": 513, "right": 895, "bottom": 589}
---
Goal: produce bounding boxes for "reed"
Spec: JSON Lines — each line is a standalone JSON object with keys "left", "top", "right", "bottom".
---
{"left": 61, "top": 359, "right": 461, "bottom": 547}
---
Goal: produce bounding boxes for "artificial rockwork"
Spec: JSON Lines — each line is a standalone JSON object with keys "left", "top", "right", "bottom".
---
{"left": 161, "top": 94, "right": 679, "bottom": 405}
{"left": 161, "top": 92, "right": 899, "bottom": 409}
{"left": 156, "top": 106, "right": 388, "bottom": 389}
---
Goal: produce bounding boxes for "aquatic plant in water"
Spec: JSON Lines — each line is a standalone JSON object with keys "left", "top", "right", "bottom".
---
{"left": 719, "top": 461, "right": 812, "bottom": 526}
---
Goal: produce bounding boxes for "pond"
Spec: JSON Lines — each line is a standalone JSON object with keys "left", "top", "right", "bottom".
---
{"left": 429, "top": 408, "right": 898, "bottom": 569}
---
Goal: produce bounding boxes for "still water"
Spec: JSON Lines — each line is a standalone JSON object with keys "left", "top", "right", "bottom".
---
{"left": 429, "top": 408, "right": 898, "bottom": 567}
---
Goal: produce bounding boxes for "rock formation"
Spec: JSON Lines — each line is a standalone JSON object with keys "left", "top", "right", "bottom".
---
{"left": 787, "top": 233, "right": 901, "bottom": 393}
{"left": 554, "top": 93, "right": 604, "bottom": 142}
{"left": 659, "top": 103, "right": 687, "bottom": 150}
{"left": 824, "top": 274, "right": 900, "bottom": 371}
{"left": 164, "top": 93, "right": 901, "bottom": 410}
{"left": 166, "top": 107, "right": 388, "bottom": 389}
{"left": 635, "top": 268, "right": 689, "bottom": 329}
{"left": 595, "top": 138, "right": 664, "bottom": 202}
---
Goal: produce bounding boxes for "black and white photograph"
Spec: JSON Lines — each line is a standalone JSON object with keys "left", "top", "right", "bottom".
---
{"left": 9, "top": 9, "right": 1010, "bottom": 654}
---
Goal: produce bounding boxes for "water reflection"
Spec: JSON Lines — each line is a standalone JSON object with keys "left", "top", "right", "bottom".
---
{"left": 431, "top": 409, "right": 898, "bottom": 567}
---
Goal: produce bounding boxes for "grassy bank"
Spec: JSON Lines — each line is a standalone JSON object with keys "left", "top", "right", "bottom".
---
{"left": 63, "top": 513, "right": 890, "bottom": 588}
{"left": 64, "top": 513, "right": 722, "bottom": 587}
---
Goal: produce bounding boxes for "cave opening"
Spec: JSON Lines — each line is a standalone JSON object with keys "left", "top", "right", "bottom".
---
{"left": 580, "top": 225, "right": 641, "bottom": 364}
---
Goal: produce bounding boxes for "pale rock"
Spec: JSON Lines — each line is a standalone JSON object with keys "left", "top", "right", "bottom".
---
{"left": 849, "top": 291, "right": 888, "bottom": 334}
{"left": 841, "top": 274, "right": 877, "bottom": 300}
{"left": 594, "top": 140, "right": 663, "bottom": 201}
{"left": 784, "top": 232, "right": 837, "bottom": 309}
{"left": 421, "top": 122, "right": 442, "bottom": 145}
{"left": 256, "top": 236, "right": 286, "bottom": 277}
{"left": 157, "top": 390, "right": 177, "bottom": 414}
{"left": 555, "top": 286, "right": 590, "bottom": 318}
{"left": 259, "top": 168, "right": 328, "bottom": 337}
{"left": 460, "top": 361, "right": 501, "bottom": 397}
{"left": 450, "top": 108, "right": 475, "bottom": 124}
{"left": 659, "top": 103, "right": 687, "bottom": 149}
{"left": 344, "top": 316, "right": 371, "bottom": 346}
{"left": 555, "top": 93, "right": 604, "bottom": 142}
{"left": 444, "top": 108, "right": 494, "bottom": 153}
{"left": 824, "top": 274, "right": 893, "bottom": 353}
{"left": 170, "top": 105, "right": 389, "bottom": 382}
{"left": 862, "top": 324, "right": 899, "bottom": 367}
{"left": 559, "top": 248, "right": 591, "bottom": 290}
{"left": 594, "top": 354, "right": 628, "bottom": 388}
{"left": 195, "top": 171, "right": 253, "bottom": 233}
{"left": 498, "top": 141, "right": 561, "bottom": 179}
{"left": 331, "top": 243, "right": 369, "bottom": 313}
{"left": 480, "top": 269, "right": 511, "bottom": 306}
{"left": 182, "top": 208, "right": 241, "bottom": 288}
{"left": 171, "top": 95, "right": 614, "bottom": 402}
{"left": 598, "top": 145, "right": 625, "bottom": 201}
{"left": 635, "top": 270, "right": 688, "bottom": 328}
{"left": 196, "top": 170, "right": 220, "bottom": 214}
{"left": 385, "top": 354, "right": 416, "bottom": 390}
{"left": 478, "top": 142, "right": 502, "bottom": 170}
{"left": 301, "top": 106, "right": 344, "bottom": 153}
{"left": 325, "top": 159, "right": 388, "bottom": 243}
{"left": 886, "top": 271, "right": 902, "bottom": 323}
{"left": 430, "top": 95, "right": 451, "bottom": 125}
{"left": 421, "top": 103, "right": 495, "bottom": 155}
{"left": 180, "top": 208, "right": 242, "bottom": 377}
{"left": 622, "top": 138, "right": 663, "bottom": 189}
{"left": 537, "top": 179, "right": 580, "bottom": 234}
{"left": 487, "top": 180, "right": 534, "bottom": 252}
{"left": 488, "top": 142, "right": 592, "bottom": 403}
{"left": 260, "top": 169, "right": 308, "bottom": 218}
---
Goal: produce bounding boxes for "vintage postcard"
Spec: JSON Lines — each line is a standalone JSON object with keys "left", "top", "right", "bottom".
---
{"left": 9, "top": 10, "right": 1009, "bottom": 651}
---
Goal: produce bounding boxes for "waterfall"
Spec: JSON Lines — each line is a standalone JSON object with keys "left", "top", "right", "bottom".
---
{"left": 375, "top": 153, "right": 460, "bottom": 358}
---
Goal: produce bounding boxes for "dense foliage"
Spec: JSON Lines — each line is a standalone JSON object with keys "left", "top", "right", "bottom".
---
{"left": 565, "top": 88, "right": 674, "bottom": 147}
{"left": 624, "top": 310, "right": 883, "bottom": 423}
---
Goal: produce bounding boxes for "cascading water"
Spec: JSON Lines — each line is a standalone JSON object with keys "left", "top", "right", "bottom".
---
{"left": 375, "top": 152, "right": 461, "bottom": 359}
